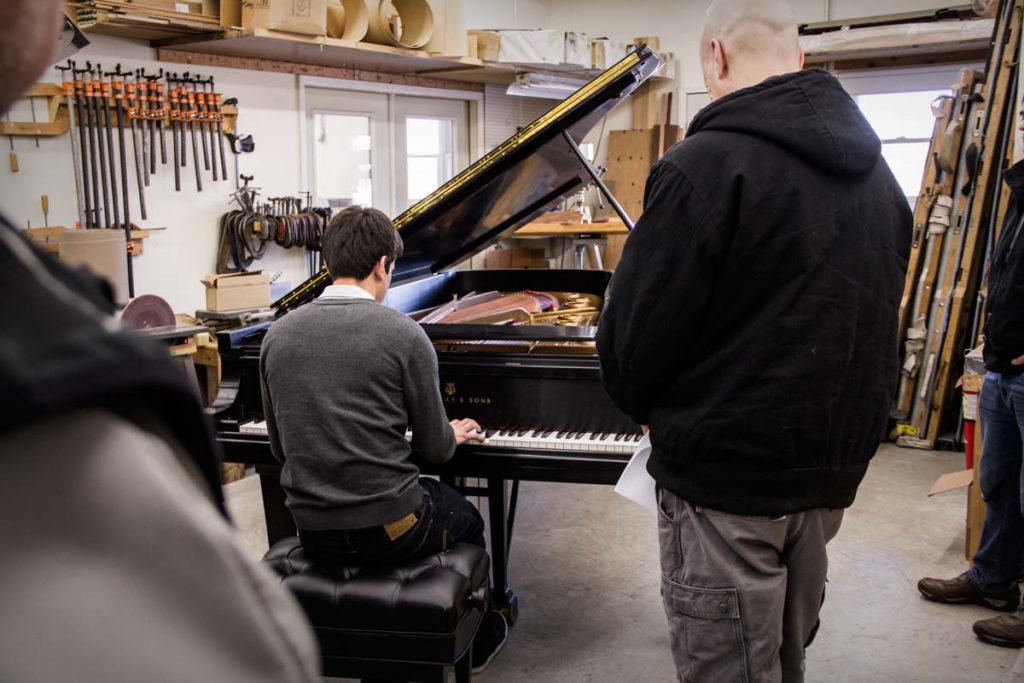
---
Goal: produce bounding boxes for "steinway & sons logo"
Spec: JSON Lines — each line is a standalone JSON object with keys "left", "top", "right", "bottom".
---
{"left": 443, "top": 382, "right": 491, "bottom": 405}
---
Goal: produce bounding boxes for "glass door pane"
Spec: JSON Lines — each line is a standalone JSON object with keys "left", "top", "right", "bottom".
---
{"left": 314, "top": 113, "right": 374, "bottom": 208}
{"left": 405, "top": 117, "right": 455, "bottom": 204}
{"left": 394, "top": 96, "right": 469, "bottom": 213}
{"left": 306, "top": 88, "right": 390, "bottom": 214}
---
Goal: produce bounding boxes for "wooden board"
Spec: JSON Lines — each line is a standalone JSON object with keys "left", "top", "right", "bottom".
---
{"left": 926, "top": 0, "right": 1023, "bottom": 445}
{"left": 513, "top": 220, "right": 629, "bottom": 237}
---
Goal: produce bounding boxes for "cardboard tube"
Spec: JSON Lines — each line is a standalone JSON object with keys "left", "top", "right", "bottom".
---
{"left": 366, "top": 0, "right": 434, "bottom": 49}
{"left": 327, "top": 0, "right": 370, "bottom": 41}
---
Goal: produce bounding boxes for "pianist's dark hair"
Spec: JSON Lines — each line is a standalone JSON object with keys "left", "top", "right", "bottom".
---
{"left": 323, "top": 206, "right": 405, "bottom": 281}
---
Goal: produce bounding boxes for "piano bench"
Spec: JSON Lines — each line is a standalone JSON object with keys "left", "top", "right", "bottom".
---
{"left": 263, "top": 537, "right": 489, "bottom": 682}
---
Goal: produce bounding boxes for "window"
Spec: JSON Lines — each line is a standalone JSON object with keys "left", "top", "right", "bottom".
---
{"left": 305, "top": 84, "right": 473, "bottom": 217}
{"left": 838, "top": 64, "right": 984, "bottom": 208}
{"left": 405, "top": 117, "right": 455, "bottom": 204}
{"left": 855, "top": 90, "right": 948, "bottom": 206}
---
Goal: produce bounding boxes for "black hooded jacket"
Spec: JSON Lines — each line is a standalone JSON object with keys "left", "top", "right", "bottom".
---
{"left": 597, "top": 69, "right": 912, "bottom": 516}
{"left": 0, "top": 215, "right": 226, "bottom": 514}
{"left": 983, "top": 160, "right": 1024, "bottom": 374}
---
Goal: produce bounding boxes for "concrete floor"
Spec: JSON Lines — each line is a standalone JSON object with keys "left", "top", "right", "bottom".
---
{"left": 225, "top": 445, "right": 1024, "bottom": 682}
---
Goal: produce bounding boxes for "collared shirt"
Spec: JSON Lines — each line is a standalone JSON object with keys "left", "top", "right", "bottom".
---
{"left": 319, "top": 284, "right": 375, "bottom": 301}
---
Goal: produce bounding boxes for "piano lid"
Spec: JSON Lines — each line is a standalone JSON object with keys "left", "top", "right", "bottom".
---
{"left": 274, "top": 46, "right": 663, "bottom": 316}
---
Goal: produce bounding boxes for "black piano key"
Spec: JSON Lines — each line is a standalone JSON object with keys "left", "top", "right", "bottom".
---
{"left": 615, "top": 434, "right": 625, "bottom": 441}
{"left": 517, "top": 429, "right": 528, "bottom": 437}
{"left": 575, "top": 432, "right": 585, "bottom": 440}
{"left": 599, "top": 433, "right": 610, "bottom": 441}
{"left": 541, "top": 430, "right": 553, "bottom": 438}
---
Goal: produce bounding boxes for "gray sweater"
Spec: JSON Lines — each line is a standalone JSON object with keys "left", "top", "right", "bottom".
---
{"left": 259, "top": 298, "right": 455, "bottom": 530}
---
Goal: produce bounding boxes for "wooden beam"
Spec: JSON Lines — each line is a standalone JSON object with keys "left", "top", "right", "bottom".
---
{"left": 156, "top": 48, "right": 485, "bottom": 93}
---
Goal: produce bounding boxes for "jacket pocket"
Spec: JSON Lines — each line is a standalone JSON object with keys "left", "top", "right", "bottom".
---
{"left": 662, "top": 578, "right": 750, "bottom": 683}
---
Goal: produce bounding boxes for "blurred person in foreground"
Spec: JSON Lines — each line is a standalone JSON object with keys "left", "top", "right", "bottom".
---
{"left": 0, "top": 3, "right": 318, "bottom": 680}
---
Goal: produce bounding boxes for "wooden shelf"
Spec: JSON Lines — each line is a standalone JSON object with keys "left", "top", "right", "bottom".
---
{"left": 156, "top": 29, "right": 655, "bottom": 87}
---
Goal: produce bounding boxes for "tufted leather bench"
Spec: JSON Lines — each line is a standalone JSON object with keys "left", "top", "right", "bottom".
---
{"left": 263, "top": 537, "right": 490, "bottom": 682}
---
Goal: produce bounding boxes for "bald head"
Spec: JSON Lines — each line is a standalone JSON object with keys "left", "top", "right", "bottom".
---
{"left": 700, "top": 0, "right": 803, "bottom": 101}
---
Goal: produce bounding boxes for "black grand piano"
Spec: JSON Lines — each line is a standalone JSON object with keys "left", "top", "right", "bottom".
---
{"left": 214, "top": 46, "right": 663, "bottom": 622}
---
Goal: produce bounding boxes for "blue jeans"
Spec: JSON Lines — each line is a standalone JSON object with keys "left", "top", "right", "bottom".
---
{"left": 299, "top": 478, "right": 486, "bottom": 565}
{"left": 969, "top": 372, "right": 1024, "bottom": 591}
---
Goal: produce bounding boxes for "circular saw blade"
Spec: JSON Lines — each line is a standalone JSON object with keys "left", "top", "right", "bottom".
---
{"left": 121, "top": 294, "right": 176, "bottom": 330}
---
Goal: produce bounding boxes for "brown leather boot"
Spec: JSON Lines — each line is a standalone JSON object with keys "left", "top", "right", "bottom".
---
{"left": 917, "top": 572, "right": 1020, "bottom": 612}
{"left": 974, "top": 612, "right": 1024, "bottom": 648}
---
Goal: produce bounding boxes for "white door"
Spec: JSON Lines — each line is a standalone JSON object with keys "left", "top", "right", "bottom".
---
{"left": 306, "top": 88, "right": 470, "bottom": 217}
{"left": 306, "top": 88, "right": 390, "bottom": 212}
{"left": 394, "top": 96, "right": 470, "bottom": 213}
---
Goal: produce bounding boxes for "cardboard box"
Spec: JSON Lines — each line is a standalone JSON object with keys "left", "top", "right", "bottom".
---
{"left": 498, "top": 29, "right": 564, "bottom": 65}
{"left": 202, "top": 272, "right": 271, "bottom": 311}
{"left": 563, "top": 31, "right": 591, "bottom": 67}
{"left": 470, "top": 30, "right": 500, "bottom": 61}
{"left": 203, "top": 0, "right": 242, "bottom": 27}
{"left": 592, "top": 38, "right": 628, "bottom": 70}
{"left": 242, "top": 0, "right": 327, "bottom": 35}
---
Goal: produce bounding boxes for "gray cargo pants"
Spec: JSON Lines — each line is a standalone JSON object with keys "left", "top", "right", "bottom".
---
{"left": 657, "top": 487, "right": 844, "bottom": 683}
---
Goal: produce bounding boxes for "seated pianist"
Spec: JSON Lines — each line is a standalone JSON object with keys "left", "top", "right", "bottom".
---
{"left": 258, "top": 206, "right": 508, "bottom": 673}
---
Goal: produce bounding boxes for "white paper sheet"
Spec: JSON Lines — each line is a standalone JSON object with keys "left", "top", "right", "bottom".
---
{"left": 614, "top": 433, "right": 657, "bottom": 511}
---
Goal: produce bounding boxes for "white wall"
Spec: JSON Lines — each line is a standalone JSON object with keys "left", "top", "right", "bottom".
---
{"left": 1, "top": 34, "right": 321, "bottom": 313}
{"left": 0, "top": 0, "right": 986, "bottom": 314}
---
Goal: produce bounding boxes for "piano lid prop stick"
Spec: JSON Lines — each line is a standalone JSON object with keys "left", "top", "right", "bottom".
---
{"left": 561, "top": 130, "right": 635, "bottom": 231}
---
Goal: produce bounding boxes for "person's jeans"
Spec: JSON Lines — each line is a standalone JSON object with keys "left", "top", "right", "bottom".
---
{"left": 298, "top": 478, "right": 486, "bottom": 565}
{"left": 969, "top": 371, "right": 1024, "bottom": 591}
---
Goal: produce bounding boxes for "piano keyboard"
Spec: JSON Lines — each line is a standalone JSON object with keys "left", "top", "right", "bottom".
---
{"left": 238, "top": 421, "right": 643, "bottom": 455}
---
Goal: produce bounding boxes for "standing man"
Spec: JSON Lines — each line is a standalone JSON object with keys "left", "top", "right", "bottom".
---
{"left": 260, "top": 206, "right": 507, "bottom": 671}
{"left": 918, "top": 97, "right": 1024, "bottom": 648}
{"left": 597, "top": 0, "right": 911, "bottom": 680}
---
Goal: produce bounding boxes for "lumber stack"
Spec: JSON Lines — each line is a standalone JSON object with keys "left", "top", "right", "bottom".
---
{"left": 894, "top": 0, "right": 1022, "bottom": 449}
{"left": 67, "top": 1, "right": 222, "bottom": 40}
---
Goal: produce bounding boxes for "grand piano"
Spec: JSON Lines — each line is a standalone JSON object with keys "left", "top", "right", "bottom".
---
{"left": 214, "top": 46, "right": 663, "bottom": 622}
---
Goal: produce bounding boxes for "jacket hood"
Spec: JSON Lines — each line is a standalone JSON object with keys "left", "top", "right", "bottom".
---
{"left": 688, "top": 69, "right": 881, "bottom": 175}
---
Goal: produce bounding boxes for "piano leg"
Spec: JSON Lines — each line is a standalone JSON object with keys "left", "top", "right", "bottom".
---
{"left": 256, "top": 464, "right": 296, "bottom": 546}
{"left": 486, "top": 477, "right": 519, "bottom": 625}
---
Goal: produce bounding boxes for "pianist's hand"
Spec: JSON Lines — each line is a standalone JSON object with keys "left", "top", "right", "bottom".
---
{"left": 451, "top": 418, "right": 486, "bottom": 445}
{"left": 642, "top": 425, "right": 650, "bottom": 435}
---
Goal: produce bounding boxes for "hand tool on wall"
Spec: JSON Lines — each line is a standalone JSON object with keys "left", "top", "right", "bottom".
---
{"left": 181, "top": 72, "right": 202, "bottom": 192}
{"left": 107, "top": 65, "right": 131, "bottom": 233}
{"left": 174, "top": 74, "right": 187, "bottom": 166}
{"left": 135, "top": 69, "right": 150, "bottom": 186}
{"left": 28, "top": 95, "right": 39, "bottom": 148}
{"left": 212, "top": 77, "right": 228, "bottom": 181}
{"left": 74, "top": 63, "right": 99, "bottom": 227}
{"left": 41, "top": 195, "right": 48, "bottom": 228}
{"left": 98, "top": 64, "right": 121, "bottom": 232}
{"left": 190, "top": 74, "right": 211, "bottom": 175}
{"left": 123, "top": 68, "right": 147, "bottom": 220}
{"left": 144, "top": 69, "right": 163, "bottom": 175}
{"left": 57, "top": 61, "right": 87, "bottom": 228}
{"left": 154, "top": 76, "right": 167, "bottom": 166}
{"left": 5, "top": 115, "right": 17, "bottom": 172}
{"left": 86, "top": 63, "right": 110, "bottom": 227}
{"left": 167, "top": 72, "right": 181, "bottom": 192}
{"left": 201, "top": 77, "right": 219, "bottom": 182}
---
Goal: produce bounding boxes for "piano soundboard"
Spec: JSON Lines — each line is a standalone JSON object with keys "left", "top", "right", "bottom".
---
{"left": 238, "top": 420, "right": 643, "bottom": 455}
